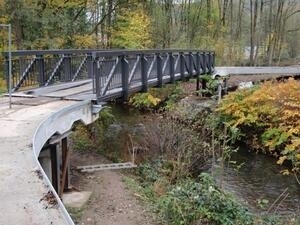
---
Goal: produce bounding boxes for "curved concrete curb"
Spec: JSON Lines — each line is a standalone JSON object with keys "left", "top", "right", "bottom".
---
{"left": 32, "top": 100, "right": 99, "bottom": 225}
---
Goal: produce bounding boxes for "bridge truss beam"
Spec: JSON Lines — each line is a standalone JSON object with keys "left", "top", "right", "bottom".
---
{"left": 3, "top": 49, "right": 215, "bottom": 98}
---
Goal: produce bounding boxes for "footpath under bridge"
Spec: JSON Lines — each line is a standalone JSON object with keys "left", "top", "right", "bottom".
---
{"left": 4, "top": 49, "right": 215, "bottom": 102}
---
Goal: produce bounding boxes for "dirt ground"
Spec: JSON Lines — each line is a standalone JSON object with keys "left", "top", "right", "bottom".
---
{"left": 70, "top": 151, "right": 158, "bottom": 225}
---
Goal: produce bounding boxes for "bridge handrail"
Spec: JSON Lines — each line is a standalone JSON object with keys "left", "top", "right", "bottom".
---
{"left": 2, "top": 49, "right": 215, "bottom": 98}
{"left": 92, "top": 50, "right": 215, "bottom": 102}
{"left": 3, "top": 49, "right": 214, "bottom": 57}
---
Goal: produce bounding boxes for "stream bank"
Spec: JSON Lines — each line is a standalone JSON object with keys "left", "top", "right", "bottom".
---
{"left": 70, "top": 79, "right": 300, "bottom": 224}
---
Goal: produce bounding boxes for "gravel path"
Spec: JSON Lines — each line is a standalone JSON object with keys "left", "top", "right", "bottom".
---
{"left": 70, "top": 151, "right": 158, "bottom": 225}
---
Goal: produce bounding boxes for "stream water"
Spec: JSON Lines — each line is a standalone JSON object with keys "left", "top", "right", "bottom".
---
{"left": 215, "top": 147, "right": 300, "bottom": 214}
{"left": 106, "top": 104, "right": 300, "bottom": 215}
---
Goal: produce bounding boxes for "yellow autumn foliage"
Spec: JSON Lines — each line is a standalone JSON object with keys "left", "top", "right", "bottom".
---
{"left": 129, "top": 92, "right": 161, "bottom": 110}
{"left": 217, "top": 78, "right": 300, "bottom": 172}
{"left": 111, "top": 7, "right": 152, "bottom": 49}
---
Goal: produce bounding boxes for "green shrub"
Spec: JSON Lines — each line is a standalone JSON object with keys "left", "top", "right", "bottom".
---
{"left": 71, "top": 107, "right": 115, "bottom": 152}
{"left": 129, "top": 92, "right": 161, "bottom": 110}
{"left": 129, "top": 83, "right": 185, "bottom": 111}
{"left": 158, "top": 173, "right": 253, "bottom": 225}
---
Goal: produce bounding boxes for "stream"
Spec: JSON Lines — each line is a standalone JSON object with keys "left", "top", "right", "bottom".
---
{"left": 105, "top": 103, "right": 300, "bottom": 215}
{"left": 215, "top": 147, "right": 300, "bottom": 214}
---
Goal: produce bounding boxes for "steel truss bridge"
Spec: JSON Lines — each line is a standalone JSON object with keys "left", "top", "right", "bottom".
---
{"left": 3, "top": 49, "right": 215, "bottom": 102}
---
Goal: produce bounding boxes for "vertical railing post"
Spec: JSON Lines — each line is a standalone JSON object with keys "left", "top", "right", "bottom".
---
{"left": 201, "top": 52, "right": 207, "bottom": 74}
{"left": 121, "top": 55, "right": 129, "bottom": 101}
{"left": 179, "top": 52, "right": 185, "bottom": 81}
{"left": 188, "top": 52, "right": 193, "bottom": 79}
{"left": 196, "top": 52, "right": 201, "bottom": 94}
{"left": 207, "top": 52, "right": 212, "bottom": 73}
{"left": 141, "top": 54, "right": 148, "bottom": 92}
{"left": 63, "top": 54, "right": 72, "bottom": 82}
{"left": 156, "top": 53, "right": 163, "bottom": 87}
{"left": 169, "top": 52, "right": 175, "bottom": 83}
{"left": 36, "top": 54, "right": 45, "bottom": 87}
{"left": 86, "top": 53, "right": 93, "bottom": 79}
{"left": 212, "top": 52, "right": 215, "bottom": 71}
{"left": 94, "top": 55, "right": 101, "bottom": 101}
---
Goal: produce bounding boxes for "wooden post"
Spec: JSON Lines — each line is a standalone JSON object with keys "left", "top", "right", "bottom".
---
{"left": 59, "top": 137, "right": 70, "bottom": 198}
{"left": 50, "top": 144, "right": 59, "bottom": 193}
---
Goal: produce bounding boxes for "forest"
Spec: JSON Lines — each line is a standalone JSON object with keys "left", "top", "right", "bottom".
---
{"left": 1, "top": 0, "right": 300, "bottom": 66}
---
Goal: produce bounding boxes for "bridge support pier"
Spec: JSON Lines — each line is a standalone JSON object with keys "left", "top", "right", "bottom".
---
{"left": 39, "top": 132, "right": 72, "bottom": 198}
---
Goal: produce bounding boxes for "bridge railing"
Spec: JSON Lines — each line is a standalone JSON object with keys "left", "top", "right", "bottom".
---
{"left": 92, "top": 50, "right": 215, "bottom": 101}
{"left": 3, "top": 49, "right": 96, "bottom": 92}
{"left": 3, "top": 49, "right": 215, "bottom": 98}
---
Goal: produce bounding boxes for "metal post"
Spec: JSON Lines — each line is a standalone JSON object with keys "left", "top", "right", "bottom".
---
{"left": 121, "top": 55, "right": 129, "bottom": 101}
{"left": 36, "top": 55, "right": 45, "bottom": 86}
{"left": 212, "top": 52, "right": 215, "bottom": 70}
{"left": 188, "top": 52, "right": 193, "bottom": 79}
{"left": 206, "top": 52, "right": 211, "bottom": 74}
{"left": 140, "top": 54, "right": 148, "bottom": 92}
{"left": 63, "top": 54, "right": 72, "bottom": 81}
{"left": 179, "top": 52, "right": 185, "bottom": 81}
{"left": 169, "top": 53, "right": 175, "bottom": 83}
{"left": 87, "top": 53, "right": 93, "bottom": 79}
{"left": 200, "top": 52, "right": 206, "bottom": 74}
{"left": 0, "top": 24, "right": 12, "bottom": 108}
{"left": 8, "top": 24, "right": 11, "bottom": 109}
{"left": 196, "top": 52, "right": 201, "bottom": 94}
{"left": 156, "top": 53, "right": 163, "bottom": 87}
{"left": 94, "top": 56, "right": 101, "bottom": 101}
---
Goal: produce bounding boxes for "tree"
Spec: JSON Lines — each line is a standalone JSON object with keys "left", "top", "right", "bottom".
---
{"left": 111, "top": 6, "right": 152, "bottom": 49}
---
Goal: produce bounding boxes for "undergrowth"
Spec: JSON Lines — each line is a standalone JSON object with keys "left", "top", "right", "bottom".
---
{"left": 71, "top": 107, "right": 116, "bottom": 153}
{"left": 129, "top": 83, "right": 185, "bottom": 111}
{"left": 125, "top": 159, "right": 300, "bottom": 225}
{"left": 217, "top": 78, "right": 300, "bottom": 174}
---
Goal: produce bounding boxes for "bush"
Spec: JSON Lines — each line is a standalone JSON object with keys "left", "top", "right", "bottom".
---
{"left": 71, "top": 107, "right": 115, "bottom": 152}
{"left": 129, "top": 83, "right": 185, "bottom": 111}
{"left": 217, "top": 78, "right": 300, "bottom": 173}
{"left": 135, "top": 161, "right": 253, "bottom": 225}
{"left": 129, "top": 92, "right": 161, "bottom": 111}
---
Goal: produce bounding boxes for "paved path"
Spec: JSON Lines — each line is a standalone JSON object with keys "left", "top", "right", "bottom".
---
{"left": 215, "top": 66, "right": 300, "bottom": 75}
{"left": 0, "top": 97, "right": 76, "bottom": 225}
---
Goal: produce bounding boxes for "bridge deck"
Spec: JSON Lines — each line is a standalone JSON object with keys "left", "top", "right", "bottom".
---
{"left": 215, "top": 66, "right": 300, "bottom": 75}
{"left": 0, "top": 98, "right": 77, "bottom": 225}
{"left": 12, "top": 80, "right": 96, "bottom": 101}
